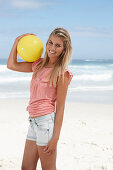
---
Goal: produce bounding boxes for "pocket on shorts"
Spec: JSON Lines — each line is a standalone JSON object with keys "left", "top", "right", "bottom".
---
{"left": 38, "top": 120, "right": 49, "bottom": 131}
{"left": 35, "top": 118, "right": 54, "bottom": 146}
{"left": 36, "top": 120, "right": 49, "bottom": 145}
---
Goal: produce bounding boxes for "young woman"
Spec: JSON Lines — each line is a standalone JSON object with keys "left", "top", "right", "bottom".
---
{"left": 7, "top": 27, "right": 73, "bottom": 170}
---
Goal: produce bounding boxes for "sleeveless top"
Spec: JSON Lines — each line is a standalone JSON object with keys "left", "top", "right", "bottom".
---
{"left": 26, "top": 58, "right": 73, "bottom": 117}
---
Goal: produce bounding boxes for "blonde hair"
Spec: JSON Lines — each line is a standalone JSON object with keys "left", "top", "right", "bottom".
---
{"left": 33, "top": 27, "right": 72, "bottom": 87}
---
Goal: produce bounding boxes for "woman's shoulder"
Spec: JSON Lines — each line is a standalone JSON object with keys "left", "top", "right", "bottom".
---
{"left": 58, "top": 68, "right": 73, "bottom": 86}
{"left": 32, "top": 58, "right": 43, "bottom": 71}
{"left": 64, "top": 68, "right": 73, "bottom": 85}
{"left": 64, "top": 68, "right": 73, "bottom": 75}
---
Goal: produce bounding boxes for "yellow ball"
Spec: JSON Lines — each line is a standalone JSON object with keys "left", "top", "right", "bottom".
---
{"left": 17, "top": 35, "right": 44, "bottom": 62}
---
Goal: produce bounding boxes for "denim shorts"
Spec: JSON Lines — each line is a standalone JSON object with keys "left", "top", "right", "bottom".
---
{"left": 26, "top": 111, "right": 56, "bottom": 146}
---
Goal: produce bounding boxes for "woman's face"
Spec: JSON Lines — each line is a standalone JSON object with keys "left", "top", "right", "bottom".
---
{"left": 46, "top": 35, "right": 64, "bottom": 60}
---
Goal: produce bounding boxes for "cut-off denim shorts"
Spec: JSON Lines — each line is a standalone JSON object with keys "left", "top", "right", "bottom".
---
{"left": 26, "top": 111, "right": 56, "bottom": 146}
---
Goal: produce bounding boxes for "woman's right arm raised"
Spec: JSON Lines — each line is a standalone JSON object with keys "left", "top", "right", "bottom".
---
{"left": 7, "top": 33, "right": 35, "bottom": 73}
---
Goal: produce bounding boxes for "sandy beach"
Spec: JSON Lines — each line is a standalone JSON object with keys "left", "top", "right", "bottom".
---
{"left": 0, "top": 99, "right": 113, "bottom": 170}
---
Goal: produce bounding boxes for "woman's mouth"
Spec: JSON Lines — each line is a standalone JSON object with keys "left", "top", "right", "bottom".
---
{"left": 49, "top": 50, "right": 56, "bottom": 54}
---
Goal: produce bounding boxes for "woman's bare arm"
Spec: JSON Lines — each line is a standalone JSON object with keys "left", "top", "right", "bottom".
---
{"left": 7, "top": 33, "right": 35, "bottom": 73}
{"left": 52, "top": 72, "right": 69, "bottom": 141}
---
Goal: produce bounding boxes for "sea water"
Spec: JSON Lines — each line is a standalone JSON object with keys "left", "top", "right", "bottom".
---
{"left": 0, "top": 58, "right": 113, "bottom": 104}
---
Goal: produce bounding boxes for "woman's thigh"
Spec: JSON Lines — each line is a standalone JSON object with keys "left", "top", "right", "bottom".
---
{"left": 37, "top": 145, "right": 57, "bottom": 170}
{"left": 21, "top": 139, "right": 39, "bottom": 170}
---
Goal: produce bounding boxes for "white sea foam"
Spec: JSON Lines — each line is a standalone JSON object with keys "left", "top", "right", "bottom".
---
{"left": 69, "top": 85, "right": 113, "bottom": 91}
{"left": 0, "top": 92, "right": 30, "bottom": 99}
{"left": 0, "top": 65, "right": 8, "bottom": 72}
{"left": 0, "top": 77, "right": 31, "bottom": 83}
{"left": 0, "top": 61, "right": 113, "bottom": 100}
{"left": 69, "top": 65, "right": 104, "bottom": 69}
{"left": 75, "top": 74, "right": 112, "bottom": 81}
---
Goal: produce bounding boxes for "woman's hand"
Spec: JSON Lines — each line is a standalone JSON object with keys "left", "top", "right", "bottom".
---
{"left": 43, "top": 138, "right": 58, "bottom": 155}
{"left": 15, "top": 33, "right": 36, "bottom": 43}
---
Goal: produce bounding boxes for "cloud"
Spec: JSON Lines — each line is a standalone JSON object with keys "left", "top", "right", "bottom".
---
{"left": 0, "top": 26, "right": 51, "bottom": 37}
{"left": 0, "top": 0, "right": 53, "bottom": 10}
{"left": 70, "top": 26, "right": 113, "bottom": 38}
{"left": 11, "top": 0, "right": 51, "bottom": 9}
{"left": 0, "top": 0, "right": 54, "bottom": 17}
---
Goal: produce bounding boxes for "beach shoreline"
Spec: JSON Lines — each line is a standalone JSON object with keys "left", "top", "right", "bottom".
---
{"left": 0, "top": 99, "right": 113, "bottom": 169}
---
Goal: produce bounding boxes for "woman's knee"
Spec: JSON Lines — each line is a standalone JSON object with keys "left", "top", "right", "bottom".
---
{"left": 42, "top": 165, "right": 56, "bottom": 170}
{"left": 21, "top": 164, "right": 36, "bottom": 170}
{"left": 21, "top": 164, "right": 29, "bottom": 170}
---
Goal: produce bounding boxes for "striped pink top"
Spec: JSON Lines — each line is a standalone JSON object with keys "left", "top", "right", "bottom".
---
{"left": 26, "top": 58, "right": 73, "bottom": 117}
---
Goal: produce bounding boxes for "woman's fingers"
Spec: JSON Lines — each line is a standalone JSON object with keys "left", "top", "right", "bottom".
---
{"left": 16, "top": 33, "right": 36, "bottom": 42}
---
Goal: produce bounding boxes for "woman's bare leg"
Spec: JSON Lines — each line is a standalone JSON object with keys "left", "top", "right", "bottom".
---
{"left": 37, "top": 145, "right": 57, "bottom": 170}
{"left": 21, "top": 139, "right": 39, "bottom": 170}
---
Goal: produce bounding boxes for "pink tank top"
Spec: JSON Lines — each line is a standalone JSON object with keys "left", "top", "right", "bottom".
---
{"left": 26, "top": 58, "right": 73, "bottom": 117}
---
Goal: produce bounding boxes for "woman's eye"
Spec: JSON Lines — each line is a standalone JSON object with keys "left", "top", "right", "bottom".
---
{"left": 48, "top": 41, "right": 52, "bottom": 45}
{"left": 56, "top": 44, "right": 61, "bottom": 47}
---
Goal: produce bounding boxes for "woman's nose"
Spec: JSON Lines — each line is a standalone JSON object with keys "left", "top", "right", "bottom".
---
{"left": 51, "top": 44, "right": 56, "bottom": 50}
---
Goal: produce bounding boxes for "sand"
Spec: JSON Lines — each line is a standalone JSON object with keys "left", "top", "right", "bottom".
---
{"left": 0, "top": 99, "right": 113, "bottom": 170}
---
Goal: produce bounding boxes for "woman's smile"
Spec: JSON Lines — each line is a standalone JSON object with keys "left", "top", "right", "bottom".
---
{"left": 49, "top": 50, "right": 56, "bottom": 54}
{"left": 47, "top": 35, "right": 64, "bottom": 61}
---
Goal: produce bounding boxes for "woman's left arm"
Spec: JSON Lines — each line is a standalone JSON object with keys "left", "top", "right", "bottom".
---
{"left": 53, "top": 71, "right": 69, "bottom": 141}
{"left": 43, "top": 72, "right": 69, "bottom": 154}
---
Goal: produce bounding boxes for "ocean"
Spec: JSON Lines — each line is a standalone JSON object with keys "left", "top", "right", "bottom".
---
{"left": 0, "top": 58, "right": 113, "bottom": 104}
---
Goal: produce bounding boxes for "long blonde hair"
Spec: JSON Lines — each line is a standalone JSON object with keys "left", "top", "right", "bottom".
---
{"left": 33, "top": 27, "right": 72, "bottom": 87}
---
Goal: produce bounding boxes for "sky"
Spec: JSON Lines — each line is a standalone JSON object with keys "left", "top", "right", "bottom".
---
{"left": 0, "top": 0, "right": 113, "bottom": 60}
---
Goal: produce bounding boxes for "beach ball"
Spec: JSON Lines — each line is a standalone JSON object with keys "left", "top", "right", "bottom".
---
{"left": 17, "top": 35, "right": 44, "bottom": 62}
